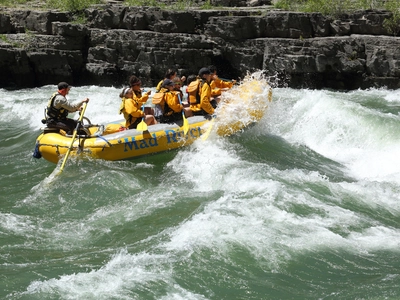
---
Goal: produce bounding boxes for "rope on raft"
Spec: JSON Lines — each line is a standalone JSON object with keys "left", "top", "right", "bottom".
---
{"left": 37, "top": 139, "right": 113, "bottom": 151}
{"left": 37, "top": 124, "right": 112, "bottom": 151}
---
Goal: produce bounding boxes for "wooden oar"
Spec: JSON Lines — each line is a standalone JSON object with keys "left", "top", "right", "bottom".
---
{"left": 136, "top": 104, "right": 148, "bottom": 131}
{"left": 178, "top": 94, "right": 189, "bottom": 135}
{"left": 59, "top": 102, "right": 88, "bottom": 173}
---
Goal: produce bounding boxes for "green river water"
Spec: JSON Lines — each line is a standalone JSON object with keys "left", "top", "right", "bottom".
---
{"left": 1, "top": 82, "right": 400, "bottom": 299}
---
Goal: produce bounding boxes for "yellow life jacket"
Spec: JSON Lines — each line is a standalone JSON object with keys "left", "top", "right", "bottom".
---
{"left": 152, "top": 92, "right": 165, "bottom": 106}
{"left": 187, "top": 79, "right": 202, "bottom": 105}
{"left": 119, "top": 97, "right": 131, "bottom": 122}
{"left": 152, "top": 90, "right": 173, "bottom": 117}
{"left": 119, "top": 97, "right": 126, "bottom": 115}
{"left": 119, "top": 97, "right": 141, "bottom": 126}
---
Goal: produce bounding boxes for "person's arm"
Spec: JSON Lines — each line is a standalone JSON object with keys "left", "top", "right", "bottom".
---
{"left": 56, "top": 95, "right": 89, "bottom": 112}
{"left": 137, "top": 91, "right": 150, "bottom": 104}
{"left": 124, "top": 98, "right": 144, "bottom": 118}
{"left": 214, "top": 77, "right": 234, "bottom": 89}
{"left": 200, "top": 84, "right": 214, "bottom": 115}
{"left": 155, "top": 80, "right": 163, "bottom": 92}
{"left": 166, "top": 92, "right": 183, "bottom": 113}
{"left": 210, "top": 80, "right": 222, "bottom": 97}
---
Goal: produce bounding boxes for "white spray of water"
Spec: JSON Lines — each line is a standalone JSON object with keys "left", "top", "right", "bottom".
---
{"left": 266, "top": 88, "right": 400, "bottom": 181}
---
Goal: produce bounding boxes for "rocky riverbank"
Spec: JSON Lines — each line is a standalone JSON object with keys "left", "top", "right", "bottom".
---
{"left": 0, "top": 2, "right": 399, "bottom": 90}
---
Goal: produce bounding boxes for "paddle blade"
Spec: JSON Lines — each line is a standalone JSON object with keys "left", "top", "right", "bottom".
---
{"left": 136, "top": 118, "right": 148, "bottom": 131}
{"left": 201, "top": 118, "right": 214, "bottom": 141}
{"left": 178, "top": 95, "right": 189, "bottom": 135}
{"left": 59, "top": 132, "right": 77, "bottom": 173}
{"left": 59, "top": 102, "right": 88, "bottom": 173}
{"left": 183, "top": 116, "right": 189, "bottom": 135}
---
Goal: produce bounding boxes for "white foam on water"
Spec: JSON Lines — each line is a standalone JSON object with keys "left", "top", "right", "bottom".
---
{"left": 171, "top": 139, "right": 241, "bottom": 193}
{"left": 4, "top": 78, "right": 400, "bottom": 299}
{"left": 21, "top": 248, "right": 209, "bottom": 300}
{"left": 347, "top": 226, "right": 400, "bottom": 251}
{"left": 334, "top": 179, "right": 400, "bottom": 215}
{"left": 382, "top": 89, "right": 400, "bottom": 104}
{"left": 212, "top": 72, "right": 273, "bottom": 137}
{"left": 23, "top": 250, "right": 166, "bottom": 298}
{"left": 0, "top": 212, "right": 36, "bottom": 238}
{"left": 15, "top": 157, "right": 400, "bottom": 298}
{"left": 265, "top": 88, "right": 400, "bottom": 182}
{"left": 165, "top": 136, "right": 400, "bottom": 268}
{"left": 165, "top": 166, "right": 337, "bottom": 263}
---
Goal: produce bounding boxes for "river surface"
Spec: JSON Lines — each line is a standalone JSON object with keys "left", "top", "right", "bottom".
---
{"left": 1, "top": 78, "right": 400, "bottom": 299}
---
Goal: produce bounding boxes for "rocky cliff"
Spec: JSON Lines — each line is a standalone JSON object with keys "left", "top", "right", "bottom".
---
{"left": 1, "top": 3, "right": 399, "bottom": 90}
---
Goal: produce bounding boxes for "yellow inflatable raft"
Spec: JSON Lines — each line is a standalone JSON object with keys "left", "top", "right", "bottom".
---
{"left": 34, "top": 76, "right": 272, "bottom": 164}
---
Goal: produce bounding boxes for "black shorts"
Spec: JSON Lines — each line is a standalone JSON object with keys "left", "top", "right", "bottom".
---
{"left": 158, "top": 112, "right": 183, "bottom": 124}
{"left": 128, "top": 118, "right": 142, "bottom": 129}
{"left": 46, "top": 118, "right": 77, "bottom": 135}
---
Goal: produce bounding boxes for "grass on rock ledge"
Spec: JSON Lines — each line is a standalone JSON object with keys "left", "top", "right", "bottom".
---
{"left": 0, "top": 0, "right": 399, "bottom": 34}
{"left": 1, "top": 0, "right": 399, "bottom": 13}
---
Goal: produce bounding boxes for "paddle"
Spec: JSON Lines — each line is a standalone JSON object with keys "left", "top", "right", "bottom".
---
{"left": 136, "top": 104, "right": 148, "bottom": 131}
{"left": 178, "top": 94, "right": 189, "bottom": 135}
{"left": 201, "top": 117, "right": 215, "bottom": 141}
{"left": 59, "top": 102, "right": 88, "bottom": 173}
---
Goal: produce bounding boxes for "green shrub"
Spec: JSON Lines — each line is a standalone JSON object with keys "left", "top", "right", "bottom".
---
{"left": 124, "top": 0, "right": 217, "bottom": 10}
{"left": 274, "top": 0, "right": 291, "bottom": 10}
{"left": 201, "top": 0, "right": 213, "bottom": 9}
{"left": 383, "top": 0, "right": 400, "bottom": 36}
{"left": 0, "top": 34, "right": 8, "bottom": 42}
{"left": 0, "top": 0, "right": 29, "bottom": 7}
{"left": 46, "top": 0, "right": 104, "bottom": 12}
{"left": 274, "top": 0, "right": 400, "bottom": 16}
{"left": 124, "top": 0, "right": 165, "bottom": 7}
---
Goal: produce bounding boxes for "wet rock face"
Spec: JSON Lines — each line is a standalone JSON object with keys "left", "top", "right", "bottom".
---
{"left": 0, "top": 4, "right": 399, "bottom": 90}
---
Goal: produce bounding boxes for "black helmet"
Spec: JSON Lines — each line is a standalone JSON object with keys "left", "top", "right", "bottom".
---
{"left": 198, "top": 68, "right": 211, "bottom": 76}
{"left": 57, "top": 82, "right": 70, "bottom": 90}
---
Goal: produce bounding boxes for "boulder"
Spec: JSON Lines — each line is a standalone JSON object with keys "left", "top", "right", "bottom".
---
{"left": 0, "top": 5, "right": 399, "bottom": 90}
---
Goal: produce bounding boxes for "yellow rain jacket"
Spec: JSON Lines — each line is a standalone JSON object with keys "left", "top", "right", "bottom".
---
{"left": 210, "top": 77, "right": 234, "bottom": 97}
{"left": 190, "top": 80, "right": 214, "bottom": 115}
{"left": 155, "top": 79, "right": 164, "bottom": 92}
{"left": 119, "top": 91, "right": 149, "bottom": 128}
{"left": 165, "top": 91, "right": 183, "bottom": 113}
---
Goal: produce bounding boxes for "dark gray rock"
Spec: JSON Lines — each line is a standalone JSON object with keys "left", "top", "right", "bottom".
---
{"left": 0, "top": 5, "right": 399, "bottom": 90}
